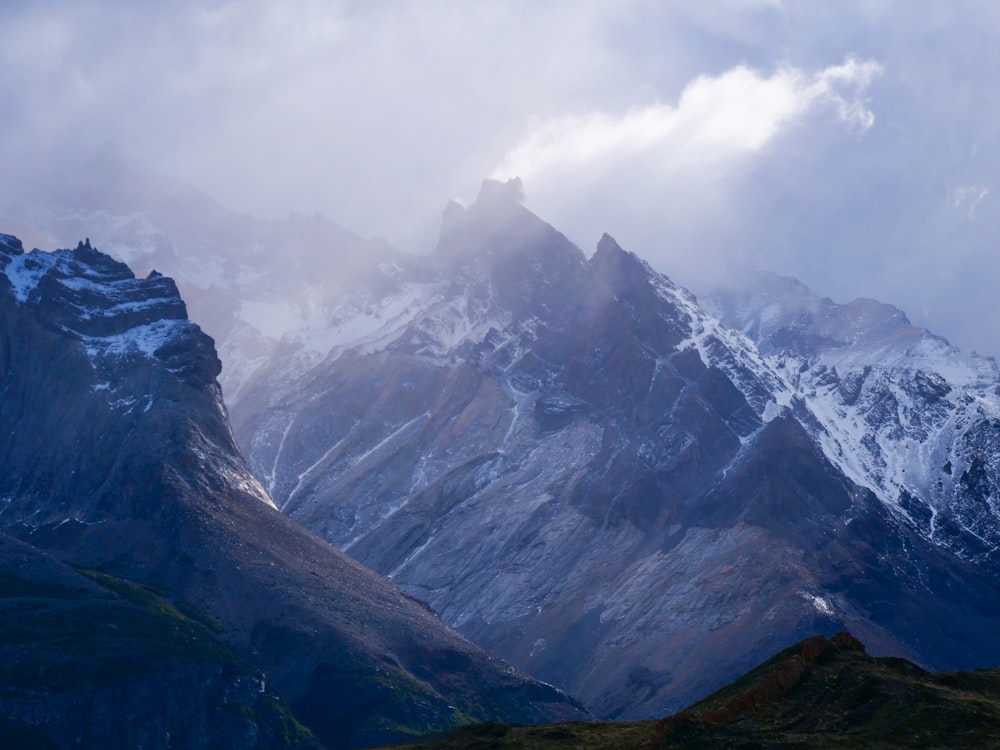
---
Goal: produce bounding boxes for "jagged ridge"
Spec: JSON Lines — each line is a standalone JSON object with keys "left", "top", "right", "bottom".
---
{"left": 0, "top": 234, "right": 587, "bottom": 749}
{"left": 226, "top": 181, "right": 1000, "bottom": 723}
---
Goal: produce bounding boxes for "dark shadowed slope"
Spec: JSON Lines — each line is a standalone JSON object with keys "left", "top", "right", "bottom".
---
{"left": 376, "top": 633, "right": 1000, "bottom": 750}
{"left": 0, "top": 531, "right": 321, "bottom": 750}
{"left": 0, "top": 233, "right": 586, "bottom": 749}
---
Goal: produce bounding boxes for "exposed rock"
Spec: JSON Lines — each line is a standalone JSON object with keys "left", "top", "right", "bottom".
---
{"left": 0, "top": 235, "right": 587, "bottom": 749}
{"left": 223, "top": 195, "right": 1000, "bottom": 721}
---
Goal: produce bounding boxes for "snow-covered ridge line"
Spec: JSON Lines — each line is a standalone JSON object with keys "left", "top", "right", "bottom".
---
{"left": 647, "top": 265, "right": 797, "bottom": 420}
{"left": 1, "top": 238, "right": 195, "bottom": 365}
{"left": 707, "top": 271, "right": 1000, "bottom": 560}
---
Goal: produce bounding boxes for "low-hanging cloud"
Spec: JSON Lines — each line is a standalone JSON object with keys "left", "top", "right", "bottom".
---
{"left": 493, "top": 58, "right": 881, "bottom": 188}
{"left": 488, "top": 57, "right": 882, "bottom": 295}
{"left": 4, "top": 1, "right": 1000, "bottom": 359}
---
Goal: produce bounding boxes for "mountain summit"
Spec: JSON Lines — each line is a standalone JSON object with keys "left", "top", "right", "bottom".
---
{"left": 0, "top": 234, "right": 586, "bottom": 748}
{"left": 226, "top": 192, "right": 1000, "bottom": 719}
{"left": 9, "top": 163, "right": 1000, "bottom": 726}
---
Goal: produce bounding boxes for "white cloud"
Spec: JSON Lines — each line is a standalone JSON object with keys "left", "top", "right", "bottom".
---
{"left": 4, "top": 1, "right": 1000, "bottom": 360}
{"left": 492, "top": 57, "right": 881, "bottom": 188}
{"left": 952, "top": 185, "right": 990, "bottom": 219}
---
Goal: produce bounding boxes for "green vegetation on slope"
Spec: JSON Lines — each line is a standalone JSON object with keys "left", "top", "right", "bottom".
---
{"left": 0, "top": 560, "right": 316, "bottom": 749}
{"left": 375, "top": 719, "right": 658, "bottom": 750}
{"left": 645, "top": 631, "right": 1000, "bottom": 749}
{"left": 377, "top": 632, "right": 1000, "bottom": 750}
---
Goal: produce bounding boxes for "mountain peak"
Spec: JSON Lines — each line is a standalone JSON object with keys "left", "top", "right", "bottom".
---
{"left": 0, "top": 239, "right": 219, "bottom": 386}
{"left": 595, "top": 232, "right": 624, "bottom": 255}
{"left": 0, "top": 232, "right": 24, "bottom": 256}
{"left": 476, "top": 176, "right": 524, "bottom": 207}
{"left": 434, "top": 176, "right": 582, "bottom": 274}
{"left": 589, "top": 231, "right": 658, "bottom": 297}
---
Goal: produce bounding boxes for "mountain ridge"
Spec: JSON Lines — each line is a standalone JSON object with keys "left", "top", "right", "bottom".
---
{"left": 9, "top": 164, "right": 1000, "bottom": 728}
{"left": 0, "top": 232, "right": 587, "bottom": 748}
{"left": 216, "top": 181, "right": 1000, "bottom": 720}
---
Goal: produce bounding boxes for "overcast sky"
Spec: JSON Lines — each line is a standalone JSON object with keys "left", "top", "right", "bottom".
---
{"left": 3, "top": 1, "right": 1000, "bottom": 357}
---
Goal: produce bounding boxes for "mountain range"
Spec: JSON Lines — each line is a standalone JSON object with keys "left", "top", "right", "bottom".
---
{"left": 0, "top": 232, "right": 584, "bottom": 749}
{"left": 5, "top": 152, "right": 1000, "bottom": 738}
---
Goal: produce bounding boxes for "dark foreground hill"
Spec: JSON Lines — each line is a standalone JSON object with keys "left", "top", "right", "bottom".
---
{"left": 376, "top": 632, "right": 1000, "bottom": 749}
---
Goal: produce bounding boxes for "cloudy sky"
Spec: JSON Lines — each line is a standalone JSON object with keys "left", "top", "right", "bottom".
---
{"left": 3, "top": 1, "right": 1000, "bottom": 357}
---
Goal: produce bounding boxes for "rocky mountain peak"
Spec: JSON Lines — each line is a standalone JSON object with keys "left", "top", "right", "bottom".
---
{"left": 0, "top": 231, "right": 586, "bottom": 745}
{"left": 1, "top": 238, "right": 218, "bottom": 388}
{"left": 0, "top": 235, "right": 266, "bottom": 527}
{"left": 0, "top": 232, "right": 24, "bottom": 261}
{"left": 589, "top": 232, "right": 657, "bottom": 294}
{"left": 476, "top": 176, "right": 525, "bottom": 207}
{"left": 435, "top": 176, "right": 577, "bottom": 265}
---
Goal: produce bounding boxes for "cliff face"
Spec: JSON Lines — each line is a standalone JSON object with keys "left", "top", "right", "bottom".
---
{"left": 0, "top": 233, "right": 586, "bottom": 749}
{"left": 228, "top": 183, "right": 1000, "bottom": 719}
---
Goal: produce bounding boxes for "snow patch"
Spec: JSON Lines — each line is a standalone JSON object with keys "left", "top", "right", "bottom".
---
{"left": 79, "top": 319, "right": 189, "bottom": 361}
{"left": 4, "top": 250, "right": 59, "bottom": 302}
{"left": 803, "top": 593, "right": 835, "bottom": 616}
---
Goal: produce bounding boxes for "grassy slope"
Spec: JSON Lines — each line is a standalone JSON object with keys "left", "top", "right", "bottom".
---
{"left": 0, "top": 543, "right": 316, "bottom": 749}
{"left": 377, "top": 632, "right": 1000, "bottom": 750}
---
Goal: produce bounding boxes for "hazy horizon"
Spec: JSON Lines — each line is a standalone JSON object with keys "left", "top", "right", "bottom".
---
{"left": 3, "top": 1, "right": 1000, "bottom": 358}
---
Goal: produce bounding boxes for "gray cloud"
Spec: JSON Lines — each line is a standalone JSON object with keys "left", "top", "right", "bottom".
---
{"left": 3, "top": 1, "right": 1000, "bottom": 357}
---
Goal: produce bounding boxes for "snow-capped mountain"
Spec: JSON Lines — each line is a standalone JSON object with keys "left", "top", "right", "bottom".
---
{"left": 0, "top": 233, "right": 586, "bottom": 748}
{"left": 9, "top": 158, "right": 1000, "bottom": 724}
{"left": 705, "top": 272, "right": 1000, "bottom": 571}
{"left": 222, "top": 181, "right": 1000, "bottom": 719}
{"left": 0, "top": 147, "right": 402, "bottom": 405}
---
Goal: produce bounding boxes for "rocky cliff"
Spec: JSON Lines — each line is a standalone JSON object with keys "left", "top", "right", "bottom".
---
{"left": 0, "top": 233, "right": 586, "bottom": 749}
{"left": 228, "top": 182, "right": 1000, "bottom": 719}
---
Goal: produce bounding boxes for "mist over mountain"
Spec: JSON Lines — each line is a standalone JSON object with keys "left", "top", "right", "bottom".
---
{"left": 219, "top": 180, "right": 1000, "bottom": 718}
{"left": 0, "top": 233, "right": 585, "bottom": 748}
{"left": 5, "top": 158, "right": 1000, "bottom": 734}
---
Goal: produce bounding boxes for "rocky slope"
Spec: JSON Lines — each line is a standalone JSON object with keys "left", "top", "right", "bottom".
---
{"left": 0, "top": 531, "right": 318, "bottom": 750}
{"left": 225, "top": 181, "right": 1000, "bottom": 719}
{"left": 705, "top": 272, "right": 1000, "bottom": 571}
{"left": 11, "top": 161, "right": 1000, "bottom": 724}
{"left": 0, "top": 233, "right": 585, "bottom": 749}
{"left": 383, "top": 632, "right": 1000, "bottom": 749}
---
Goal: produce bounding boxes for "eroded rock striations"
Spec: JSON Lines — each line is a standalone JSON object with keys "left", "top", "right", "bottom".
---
{"left": 0, "top": 233, "right": 586, "bottom": 749}
{"left": 228, "top": 181, "right": 1000, "bottom": 719}
{"left": 12, "top": 162, "right": 1000, "bottom": 724}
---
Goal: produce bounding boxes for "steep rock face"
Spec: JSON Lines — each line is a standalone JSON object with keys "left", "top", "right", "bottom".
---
{"left": 705, "top": 271, "right": 1000, "bottom": 571}
{"left": 229, "top": 183, "right": 1000, "bottom": 719}
{"left": 0, "top": 234, "right": 586, "bottom": 749}
{"left": 0, "top": 234, "right": 266, "bottom": 529}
